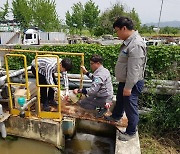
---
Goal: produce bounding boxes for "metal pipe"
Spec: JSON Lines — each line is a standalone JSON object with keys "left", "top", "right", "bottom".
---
{"left": 20, "top": 97, "right": 37, "bottom": 111}
{"left": 0, "top": 48, "right": 84, "bottom": 56}
{"left": 18, "top": 97, "right": 37, "bottom": 118}
{"left": 143, "top": 87, "right": 180, "bottom": 95}
{"left": 151, "top": 79, "right": 180, "bottom": 86}
{"left": 10, "top": 77, "right": 92, "bottom": 89}
{"left": 0, "top": 66, "right": 31, "bottom": 86}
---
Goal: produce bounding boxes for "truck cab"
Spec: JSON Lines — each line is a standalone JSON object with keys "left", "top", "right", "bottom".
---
{"left": 146, "top": 40, "right": 162, "bottom": 46}
{"left": 23, "top": 29, "right": 39, "bottom": 45}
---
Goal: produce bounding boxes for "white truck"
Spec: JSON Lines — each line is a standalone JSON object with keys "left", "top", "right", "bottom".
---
{"left": 146, "top": 39, "right": 163, "bottom": 46}
{"left": 23, "top": 29, "right": 68, "bottom": 45}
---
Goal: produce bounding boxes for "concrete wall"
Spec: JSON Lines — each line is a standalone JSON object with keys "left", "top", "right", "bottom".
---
{"left": 5, "top": 116, "right": 65, "bottom": 150}
{"left": 0, "top": 51, "right": 6, "bottom": 69}
{"left": 0, "top": 32, "right": 21, "bottom": 45}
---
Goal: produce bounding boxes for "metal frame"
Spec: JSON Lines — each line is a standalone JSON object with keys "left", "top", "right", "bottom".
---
{"left": 35, "top": 54, "right": 62, "bottom": 119}
{"left": 5, "top": 54, "right": 31, "bottom": 117}
{"left": 1, "top": 48, "right": 84, "bottom": 119}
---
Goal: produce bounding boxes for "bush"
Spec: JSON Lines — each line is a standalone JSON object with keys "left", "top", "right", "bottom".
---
{"left": 146, "top": 46, "right": 180, "bottom": 80}
{"left": 8, "top": 44, "right": 180, "bottom": 81}
{"left": 139, "top": 94, "right": 180, "bottom": 133}
{"left": 7, "top": 44, "right": 180, "bottom": 132}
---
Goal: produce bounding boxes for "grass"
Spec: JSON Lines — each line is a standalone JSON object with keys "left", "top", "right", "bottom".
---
{"left": 139, "top": 125, "right": 180, "bottom": 154}
{"left": 139, "top": 133, "right": 179, "bottom": 154}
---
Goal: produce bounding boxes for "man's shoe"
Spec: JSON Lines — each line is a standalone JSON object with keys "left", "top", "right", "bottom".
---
{"left": 95, "top": 108, "right": 107, "bottom": 118}
{"left": 104, "top": 115, "right": 120, "bottom": 122}
{"left": 43, "top": 106, "right": 51, "bottom": 112}
{"left": 49, "top": 100, "right": 58, "bottom": 106}
{"left": 118, "top": 132, "right": 136, "bottom": 141}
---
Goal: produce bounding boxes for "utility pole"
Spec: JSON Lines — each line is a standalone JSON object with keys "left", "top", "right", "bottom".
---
{"left": 157, "top": 0, "right": 164, "bottom": 34}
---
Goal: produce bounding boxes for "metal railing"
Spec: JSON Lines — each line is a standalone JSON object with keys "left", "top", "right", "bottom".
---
{"left": 1, "top": 48, "right": 84, "bottom": 120}
{"left": 35, "top": 55, "right": 61, "bottom": 119}
{"left": 5, "top": 53, "right": 31, "bottom": 117}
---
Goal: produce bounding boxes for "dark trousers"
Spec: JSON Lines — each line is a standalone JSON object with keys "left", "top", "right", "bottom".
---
{"left": 31, "top": 66, "right": 57, "bottom": 107}
{"left": 79, "top": 95, "right": 112, "bottom": 110}
{"left": 112, "top": 80, "right": 144, "bottom": 135}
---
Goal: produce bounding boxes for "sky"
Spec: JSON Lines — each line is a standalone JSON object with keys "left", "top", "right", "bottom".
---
{"left": 0, "top": 0, "right": 180, "bottom": 24}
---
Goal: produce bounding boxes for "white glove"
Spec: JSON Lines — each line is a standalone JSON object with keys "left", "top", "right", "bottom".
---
{"left": 54, "top": 87, "right": 58, "bottom": 93}
{"left": 105, "top": 102, "right": 112, "bottom": 109}
{"left": 60, "top": 93, "right": 64, "bottom": 100}
{"left": 65, "top": 89, "right": 69, "bottom": 96}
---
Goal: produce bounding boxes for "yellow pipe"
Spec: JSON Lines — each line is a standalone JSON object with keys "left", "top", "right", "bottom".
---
{"left": 80, "top": 54, "right": 84, "bottom": 89}
{"left": 5, "top": 54, "right": 30, "bottom": 100}
{"left": 4, "top": 55, "right": 13, "bottom": 112}
{"left": 7, "top": 83, "right": 27, "bottom": 86}
{"left": 0, "top": 48, "right": 84, "bottom": 56}
{"left": 4, "top": 54, "right": 30, "bottom": 115}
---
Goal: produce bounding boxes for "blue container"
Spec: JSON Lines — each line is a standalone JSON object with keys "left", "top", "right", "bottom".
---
{"left": 18, "top": 97, "right": 26, "bottom": 107}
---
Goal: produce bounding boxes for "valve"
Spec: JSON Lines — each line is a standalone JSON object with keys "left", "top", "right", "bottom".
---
{"left": 17, "top": 97, "right": 26, "bottom": 118}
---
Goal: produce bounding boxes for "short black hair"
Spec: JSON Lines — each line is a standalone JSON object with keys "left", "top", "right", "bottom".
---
{"left": 113, "top": 16, "right": 134, "bottom": 30}
{"left": 61, "top": 58, "right": 72, "bottom": 71}
{"left": 90, "top": 54, "right": 103, "bottom": 64}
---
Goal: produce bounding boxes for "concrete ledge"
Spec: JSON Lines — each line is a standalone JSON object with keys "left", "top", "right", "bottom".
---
{"left": 76, "top": 119, "right": 116, "bottom": 137}
{"left": 5, "top": 116, "right": 65, "bottom": 149}
{"left": 115, "top": 128, "right": 141, "bottom": 154}
{"left": 0, "top": 112, "right": 10, "bottom": 122}
{"left": 4, "top": 116, "right": 141, "bottom": 153}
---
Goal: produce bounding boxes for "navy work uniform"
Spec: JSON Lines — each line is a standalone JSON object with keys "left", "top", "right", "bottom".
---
{"left": 79, "top": 65, "right": 113, "bottom": 110}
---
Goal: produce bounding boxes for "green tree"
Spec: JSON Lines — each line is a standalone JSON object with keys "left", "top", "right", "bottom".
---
{"left": 29, "top": 0, "right": 60, "bottom": 31}
{"left": 12, "top": 0, "right": 32, "bottom": 29}
{"left": 129, "top": 8, "right": 141, "bottom": 30}
{"left": 171, "top": 27, "right": 179, "bottom": 36}
{"left": 96, "top": 11, "right": 112, "bottom": 35}
{"left": 71, "top": 2, "right": 84, "bottom": 34}
{"left": 83, "top": 0, "right": 100, "bottom": 35}
{"left": 148, "top": 26, "right": 154, "bottom": 34}
{"left": 98, "top": 3, "right": 126, "bottom": 35}
{"left": 12, "top": 0, "right": 60, "bottom": 31}
{"left": 65, "top": 11, "right": 73, "bottom": 28}
{"left": 108, "top": 3, "right": 126, "bottom": 24}
{"left": 161, "top": 26, "right": 171, "bottom": 35}
{"left": 139, "top": 24, "right": 149, "bottom": 34}
{"left": 65, "top": 2, "right": 84, "bottom": 34}
{"left": 0, "top": 0, "right": 9, "bottom": 20}
{"left": 65, "top": 11, "right": 74, "bottom": 34}
{"left": 94, "top": 2, "right": 141, "bottom": 36}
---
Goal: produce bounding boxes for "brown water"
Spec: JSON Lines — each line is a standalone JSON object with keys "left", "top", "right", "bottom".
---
{"left": 0, "top": 133, "right": 115, "bottom": 154}
{"left": 65, "top": 133, "right": 115, "bottom": 154}
{"left": 0, "top": 136, "right": 61, "bottom": 154}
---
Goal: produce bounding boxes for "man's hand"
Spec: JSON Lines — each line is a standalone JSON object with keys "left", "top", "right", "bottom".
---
{"left": 123, "top": 88, "right": 132, "bottom": 96}
{"left": 105, "top": 102, "right": 112, "bottom": 109}
{"left": 81, "top": 66, "right": 88, "bottom": 74}
{"left": 54, "top": 88, "right": 58, "bottom": 93}
{"left": 73, "top": 89, "right": 79, "bottom": 94}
